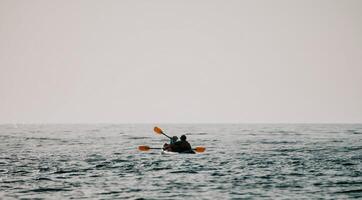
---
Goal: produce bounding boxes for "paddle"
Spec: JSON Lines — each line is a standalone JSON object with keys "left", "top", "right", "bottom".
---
{"left": 138, "top": 146, "right": 162, "bottom": 151}
{"left": 138, "top": 145, "right": 206, "bottom": 153}
{"left": 153, "top": 126, "right": 171, "bottom": 139}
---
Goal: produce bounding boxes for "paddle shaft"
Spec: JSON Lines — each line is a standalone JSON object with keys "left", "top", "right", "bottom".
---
{"left": 138, "top": 145, "right": 205, "bottom": 152}
{"left": 161, "top": 132, "right": 171, "bottom": 139}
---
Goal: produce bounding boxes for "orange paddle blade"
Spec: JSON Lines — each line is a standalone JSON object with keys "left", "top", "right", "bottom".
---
{"left": 194, "top": 146, "right": 206, "bottom": 153}
{"left": 154, "top": 126, "right": 164, "bottom": 134}
{"left": 138, "top": 145, "right": 151, "bottom": 151}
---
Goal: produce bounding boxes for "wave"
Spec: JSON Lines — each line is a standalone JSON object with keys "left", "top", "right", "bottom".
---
{"left": 20, "top": 188, "right": 71, "bottom": 193}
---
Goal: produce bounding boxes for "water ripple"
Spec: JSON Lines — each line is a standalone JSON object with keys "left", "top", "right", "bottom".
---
{"left": 0, "top": 124, "right": 361, "bottom": 199}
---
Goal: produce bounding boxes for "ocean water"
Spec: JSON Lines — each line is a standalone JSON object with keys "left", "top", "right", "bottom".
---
{"left": 0, "top": 124, "right": 361, "bottom": 199}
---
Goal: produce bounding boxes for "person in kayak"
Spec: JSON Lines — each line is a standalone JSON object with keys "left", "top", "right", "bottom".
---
{"left": 163, "top": 136, "right": 178, "bottom": 151}
{"left": 170, "top": 136, "right": 178, "bottom": 144}
{"left": 171, "top": 135, "right": 193, "bottom": 153}
{"left": 164, "top": 135, "right": 192, "bottom": 153}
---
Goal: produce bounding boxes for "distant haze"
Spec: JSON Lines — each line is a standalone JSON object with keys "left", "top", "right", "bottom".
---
{"left": 1, "top": 0, "right": 361, "bottom": 124}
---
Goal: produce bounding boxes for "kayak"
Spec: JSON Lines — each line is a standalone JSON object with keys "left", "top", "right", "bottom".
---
{"left": 161, "top": 150, "right": 178, "bottom": 155}
{"left": 161, "top": 149, "right": 196, "bottom": 154}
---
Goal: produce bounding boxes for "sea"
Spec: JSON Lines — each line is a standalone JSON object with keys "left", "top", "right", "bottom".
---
{"left": 0, "top": 124, "right": 361, "bottom": 199}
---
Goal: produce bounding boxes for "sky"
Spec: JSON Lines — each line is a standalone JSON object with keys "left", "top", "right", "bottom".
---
{"left": 0, "top": 0, "right": 361, "bottom": 124}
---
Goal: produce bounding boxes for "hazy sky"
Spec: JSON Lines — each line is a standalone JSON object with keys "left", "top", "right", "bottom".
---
{"left": 1, "top": 0, "right": 361, "bottom": 123}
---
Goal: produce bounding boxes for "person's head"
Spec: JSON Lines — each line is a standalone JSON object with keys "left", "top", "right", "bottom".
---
{"left": 171, "top": 136, "right": 178, "bottom": 142}
{"left": 180, "top": 135, "right": 187, "bottom": 141}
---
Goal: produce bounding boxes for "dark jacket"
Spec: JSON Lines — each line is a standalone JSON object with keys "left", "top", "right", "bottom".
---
{"left": 172, "top": 140, "right": 192, "bottom": 153}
